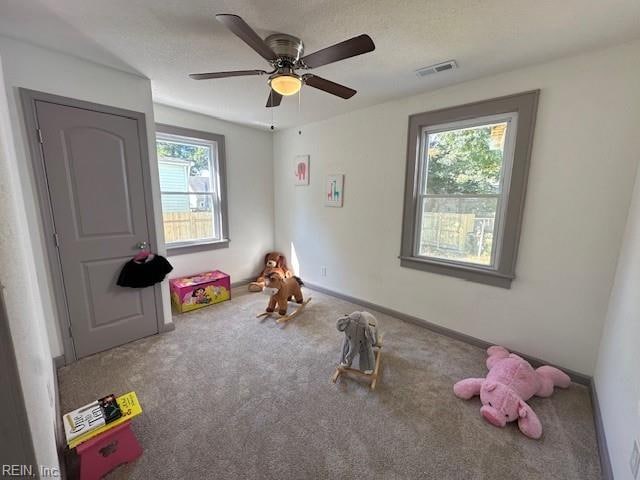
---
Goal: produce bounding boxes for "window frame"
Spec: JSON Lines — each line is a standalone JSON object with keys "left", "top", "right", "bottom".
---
{"left": 414, "top": 112, "right": 518, "bottom": 269}
{"left": 400, "top": 91, "right": 539, "bottom": 288}
{"left": 155, "top": 124, "right": 229, "bottom": 254}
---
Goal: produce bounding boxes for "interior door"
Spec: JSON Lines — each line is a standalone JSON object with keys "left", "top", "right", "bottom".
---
{"left": 36, "top": 100, "right": 159, "bottom": 359}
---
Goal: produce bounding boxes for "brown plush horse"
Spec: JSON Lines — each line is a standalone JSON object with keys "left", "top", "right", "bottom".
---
{"left": 263, "top": 268, "right": 304, "bottom": 316}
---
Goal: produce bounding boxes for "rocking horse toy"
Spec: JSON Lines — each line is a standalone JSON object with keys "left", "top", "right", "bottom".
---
{"left": 256, "top": 268, "right": 311, "bottom": 324}
{"left": 331, "top": 311, "right": 383, "bottom": 390}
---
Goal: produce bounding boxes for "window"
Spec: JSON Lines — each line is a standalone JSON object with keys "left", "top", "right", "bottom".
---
{"left": 400, "top": 91, "right": 539, "bottom": 288}
{"left": 155, "top": 124, "right": 229, "bottom": 252}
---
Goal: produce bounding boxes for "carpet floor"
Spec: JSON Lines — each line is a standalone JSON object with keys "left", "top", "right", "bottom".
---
{"left": 58, "top": 287, "right": 601, "bottom": 479}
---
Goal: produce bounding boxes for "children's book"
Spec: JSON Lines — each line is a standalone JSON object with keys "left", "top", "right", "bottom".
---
{"left": 64, "top": 392, "right": 142, "bottom": 449}
{"left": 63, "top": 394, "right": 119, "bottom": 444}
{"left": 99, "top": 394, "right": 122, "bottom": 424}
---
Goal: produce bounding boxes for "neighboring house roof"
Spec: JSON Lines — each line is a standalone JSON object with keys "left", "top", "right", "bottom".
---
{"left": 159, "top": 156, "right": 190, "bottom": 165}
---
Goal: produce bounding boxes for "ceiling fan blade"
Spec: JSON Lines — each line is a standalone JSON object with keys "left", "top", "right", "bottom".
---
{"left": 303, "top": 75, "right": 356, "bottom": 99}
{"left": 266, "top": 90, "right": 283, "bottom": 108}
{"left": 189, "top": 70, "right": 267, "bottom": 80}
{"left": 301, "top": 34, "right": 375, "bottom": 69}
{"left": 216, "top": 14, "right": 277, "bottom": 62}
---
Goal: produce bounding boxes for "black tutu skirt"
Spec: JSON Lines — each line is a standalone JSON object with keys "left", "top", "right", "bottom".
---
{"left": 117, "top": 255, "right": 173, "bottom": 288}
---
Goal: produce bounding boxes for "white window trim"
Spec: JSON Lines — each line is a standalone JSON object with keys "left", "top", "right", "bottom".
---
{"left": 413, "top": 112, "right": 519, "bottom": 271}
{"left": 155, "top": 124, "right": 229, "bottom": 254}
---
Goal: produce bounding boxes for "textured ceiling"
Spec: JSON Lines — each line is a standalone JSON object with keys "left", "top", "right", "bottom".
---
{"left": 1, "top": 0, "right": 639, "bottom": 129}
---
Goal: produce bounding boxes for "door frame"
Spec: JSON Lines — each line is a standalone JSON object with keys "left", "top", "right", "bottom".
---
{"left": 19, "top": 88, "right": 164, "bottom": 365}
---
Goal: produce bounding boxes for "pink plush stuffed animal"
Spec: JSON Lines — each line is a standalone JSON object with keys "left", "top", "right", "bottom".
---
{"left": 453, "top": 346, "right": 571, "bottom": 439}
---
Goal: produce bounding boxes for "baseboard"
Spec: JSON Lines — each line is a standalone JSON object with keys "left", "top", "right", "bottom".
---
{"left": 231, "top": 277, "right": 253, "bottom": 289}
{"left": 53, "top": 354, "right": 65, "bottom": 369}
{"left": 159, "top": 321, "right": 175, "bottom": 333}
{"left": 304, "top": 282, "right": 591, "bottom": 386}
{"left": 590, "top": 382, "right": 614, "bottom": 480}
{"left": 52, "top": 358, "right": 67, "bottom": 480}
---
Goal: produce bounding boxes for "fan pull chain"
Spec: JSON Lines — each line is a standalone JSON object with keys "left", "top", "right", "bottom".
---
{"left": 270, "top": 88, "right": 275, "bottom": 130}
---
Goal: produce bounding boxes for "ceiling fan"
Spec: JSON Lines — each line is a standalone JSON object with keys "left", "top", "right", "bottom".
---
{"left": 189, "top": 14, "right": 375, "bottom": 108}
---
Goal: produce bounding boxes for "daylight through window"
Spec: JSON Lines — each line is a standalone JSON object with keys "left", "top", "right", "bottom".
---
{"left": 416, "top": 114, "right": 517, "bottom": 267}
{"left": 400, "top": 91, "right": 539, "bottom": 287}
{"left": 156, "top": 126, "right": 228, "bottom": 250}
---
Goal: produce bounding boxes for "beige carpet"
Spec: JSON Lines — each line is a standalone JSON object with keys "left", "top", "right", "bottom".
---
{"left": 58, "top": 287, "right": 601, "bottom": 479}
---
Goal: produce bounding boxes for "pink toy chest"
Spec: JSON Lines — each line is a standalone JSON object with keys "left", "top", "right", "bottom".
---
{"left": 169, "top": 270, "right": 231, "bottom": 313}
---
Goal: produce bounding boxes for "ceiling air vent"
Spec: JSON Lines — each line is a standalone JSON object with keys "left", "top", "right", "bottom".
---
{"left": 416, "top": 60, "right": 458, "bottom": 78}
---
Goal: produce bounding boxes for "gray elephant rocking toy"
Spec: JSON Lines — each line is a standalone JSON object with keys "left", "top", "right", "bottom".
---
{"left": 332, "top": 311, "right": 383, "bottom": 390}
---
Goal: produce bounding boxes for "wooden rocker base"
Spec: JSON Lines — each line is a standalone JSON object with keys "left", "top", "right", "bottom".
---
{"left": 256, "top": 297, "right": 312, "bottom": 324}
{"left": 332, "top": 342, "right": 383, "bottom": 390}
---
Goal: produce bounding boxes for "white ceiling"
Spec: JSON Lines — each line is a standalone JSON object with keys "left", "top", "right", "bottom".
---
{"left": 1, "top": 0, "right": 639, "bottom": 129}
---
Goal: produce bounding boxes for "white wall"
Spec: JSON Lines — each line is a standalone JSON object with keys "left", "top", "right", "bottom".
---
{"left": 0, "top": 37, "right": 273, "bottom": 467}
{"left": 274, "top": 40, "right": 640, "bottom": 375}
{"left": 0, "top": 35, "right": 171, "bottom": 356}
{"left": 594, "top": 155, "right": 640, "bottom": 477}
{"left": 154, "top": 104, "right": 274, "bottom": 283}
{"left": 0, "top": 36, "right": 275, "bottom": 359}
{"left": 0, "top": 56, "right": 59, "bottom": 473}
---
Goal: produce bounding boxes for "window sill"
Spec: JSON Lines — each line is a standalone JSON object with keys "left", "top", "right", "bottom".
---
{"left": 399, "top": 255, "right": 513, "bottom": 289}
{"left": 166, "top": 239, "right": 230, "bottom": 256}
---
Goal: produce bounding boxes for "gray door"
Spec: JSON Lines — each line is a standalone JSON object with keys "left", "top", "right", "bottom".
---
{"left": 36, "top": 100, "right": 159, "bottom": 359}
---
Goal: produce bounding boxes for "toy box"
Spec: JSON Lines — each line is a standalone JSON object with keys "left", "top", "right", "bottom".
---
{"left": 169, "top": 270, "right": 231, "bottom": 313}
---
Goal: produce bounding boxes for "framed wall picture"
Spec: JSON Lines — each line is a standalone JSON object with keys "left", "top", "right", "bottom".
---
{"left": 294, "top": 155, "right": 310, "bottom": 186}
{"left": 325, "top": 174, "right": 344, "bottom": 207}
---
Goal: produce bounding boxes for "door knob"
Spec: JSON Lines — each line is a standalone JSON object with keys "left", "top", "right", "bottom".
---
{"left": 136, "top": 241, "right": 149, "bottom": 250}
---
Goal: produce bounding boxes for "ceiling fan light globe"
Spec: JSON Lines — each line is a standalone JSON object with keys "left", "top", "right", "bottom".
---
{"left": 270, "top": 74, "right": 302, "bottom": 96}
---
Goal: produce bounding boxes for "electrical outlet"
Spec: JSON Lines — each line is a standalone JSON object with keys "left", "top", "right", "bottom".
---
{"left": 320, "top": 266, "right": 327, "bottom": 277}
{"left": 631, "top": 439, "right": 640, "bottom": 479}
